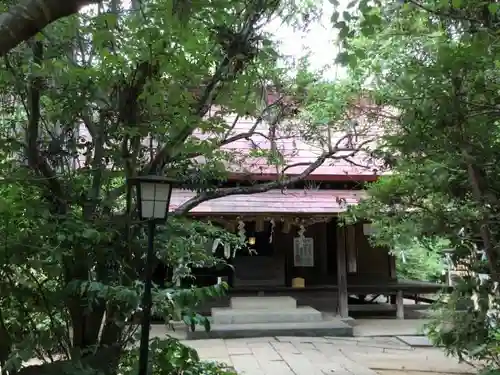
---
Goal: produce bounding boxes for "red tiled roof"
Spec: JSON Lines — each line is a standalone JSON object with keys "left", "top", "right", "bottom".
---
{"left": 76, "top": 105, "right": 385, "bottom": 181}
{"left": 169, "top": 188, "right": 366, "bottom": 214}
{"left": 195, "top": 113, "right": 385, "bottom": 179}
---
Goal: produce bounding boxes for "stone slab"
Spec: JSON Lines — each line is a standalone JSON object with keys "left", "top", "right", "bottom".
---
{"left": 353, "top": 319, "right": 428, "bottom": 337}
{"left": 186, "top": 320, "right": 353, "bottom": 340}
{"left": 396, "top": 335, "right": 434, "bottom": 347}
{"left": 212, "top": 306, "right": 322, "bottom": 324}
{"left": 230, "top": 296, "right": 296, "bottom": 310}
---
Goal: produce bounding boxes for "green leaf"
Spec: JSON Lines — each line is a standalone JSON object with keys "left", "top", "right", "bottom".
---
{"left": 468, "top": 343, "right": 487, "bottom": 356}
{"left": 339, "top": 26, "right": 350, "bottom": 40}
{"left": 488, "top": 2, "right": 499, "bottom": 14}
{"left": 182, "top": 313, "right": 192, "bottom": 327}
{"left": 82, "top": 228, "right": 96, "bottom": 239}
{"left": 203, "top": 316, "right": 211, "bottom": 332}
{"left": 335, "top": 21, "right": 347, "bottom": 30}
{"left": 336, "top": 51, "right": 351, "bottom": 65}
{"left": 451, "top": 0, "right": 461, "bottom": 9}
{"left": 347, "top": 0, "right": 358, "bottom": 9}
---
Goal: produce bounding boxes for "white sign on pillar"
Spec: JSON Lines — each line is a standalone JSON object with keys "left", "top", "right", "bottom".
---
{"left": 293, "top": 237, "right": 314, "bottom": 267}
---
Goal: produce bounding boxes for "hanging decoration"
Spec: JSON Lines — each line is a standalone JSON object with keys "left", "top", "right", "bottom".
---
{"left": 212, "top": 238, "right": 222, "bottom": 253}
{"left": 204, "top": 215, "right": 334, "bottom": 252}
{"left": 224, "top": 243, "right": 231, "bottom": 259}
{"left": 203, "top": 215, "right": 333, "bottom": 233}
{"left": 297, "top": 220, "right": 306, "bottom": 245}
{"left": 269, "top": 218, "right": 275, "bottom": 243}
{"left": 399, "top": 250, "right": 406, "bottom": 264}
{"left": 237, "top": 220, "right": 246, "bottom": 242}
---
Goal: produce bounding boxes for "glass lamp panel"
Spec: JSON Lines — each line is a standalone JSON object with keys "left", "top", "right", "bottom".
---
{"left": 140, "top": 181, "right": 156, "bottom": 201}
{"left": 152, "top": 200, "right": 168, "bottom": 219}
{"left": 139, "top": 182, "right": 171, "bottom": 219}
{"left": 141, "top": 200, "right": 155, "bottom": 219}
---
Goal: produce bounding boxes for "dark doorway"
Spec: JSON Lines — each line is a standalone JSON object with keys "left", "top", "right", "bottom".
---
{"left": 232, "top": 221, "right": 284, "bottom": 286}
{"left": 241, "top": 221, "right": 274, "bottom": 257}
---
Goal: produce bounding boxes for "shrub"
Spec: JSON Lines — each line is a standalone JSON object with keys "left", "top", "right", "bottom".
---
{"left": 119, "top": 337, "right": 237, "bottom": 375}
{"left": 425, "top": 274, "right": 500, "bottom": 373}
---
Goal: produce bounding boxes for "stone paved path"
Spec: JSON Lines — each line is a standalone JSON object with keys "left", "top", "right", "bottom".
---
{"left": 181, "top": 336, "right": 476, "bottom": 375}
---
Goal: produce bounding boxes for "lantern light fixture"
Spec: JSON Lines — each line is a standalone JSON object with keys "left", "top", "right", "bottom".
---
{"left": 128, "top": 175, "right": 176, "bottom": 222}
{"left": 127, "top": 174, "right": 177, "bottom": 375}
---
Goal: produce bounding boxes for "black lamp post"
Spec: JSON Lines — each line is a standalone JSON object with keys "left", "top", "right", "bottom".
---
{"left": 128, "top": 175, "right": 175, "bottom": 375}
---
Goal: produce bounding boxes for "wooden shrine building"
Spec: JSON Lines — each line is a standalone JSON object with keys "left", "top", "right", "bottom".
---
{"left": 161, "top": 110, "right": 446, "bottom": 319}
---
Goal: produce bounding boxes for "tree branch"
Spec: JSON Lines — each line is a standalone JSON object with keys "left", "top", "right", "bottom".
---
{"left": 171, "top": 153, "right": 328, "bottom": 215}
{"left": 172, "top": 138, "right": 374, "bottom": 215}
{"left": 146, "top": 7, "right": 268, "bottom": 174}
{"left": 0, "top": 0, "right": 100, "bottom": 57}
{"left": 83, "top": 111, "right": 106, "bottom": 218}
{"left": 26, "top": 40, "right": 66, "bottom": 206}
{"left": 104, "top": 6, "right": 278, "bottom": 206}
{"left": 146, "top": 57, "right": 232, "bottom": 174}
{"left": 178, "top": 97, "right": 287, "bottom": 160}
{"left": 405, "top": 0, "right": 479, "bottom": 24}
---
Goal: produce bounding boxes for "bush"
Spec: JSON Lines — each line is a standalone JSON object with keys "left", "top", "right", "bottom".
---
{"left": 119, "top": 337, "right": 237, "bottom": 375}
{"left": 425, "top": 274, "right": 500, "bottom": 373}
{"left": 395, "top": 239, "right": 446, "bottom": 282}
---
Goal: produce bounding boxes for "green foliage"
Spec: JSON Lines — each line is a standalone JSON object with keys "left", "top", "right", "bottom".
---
{"left": 0, "top": 0, "right": 327, "bottom": 372}
{"left": 0, "top": 181, "right": 233, "bottom": 370}
{"left": 424, "top": 276, "right": 500, "bottom": 368}
{"left": 331, "top": 0, "right": 500, "bottom": 370}
{"left": 119, "top": 337, "right": 237, "bottom": 375}
{"left": 394, "top": 239, "right": 446, "bottom": 282}
{"left": 159, "top": 218, "right": 243, "bottom": 280}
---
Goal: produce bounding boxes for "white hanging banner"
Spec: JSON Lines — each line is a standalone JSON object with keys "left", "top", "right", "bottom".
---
{"left": 293, "top": 237, "right": 314, "bottom": 267}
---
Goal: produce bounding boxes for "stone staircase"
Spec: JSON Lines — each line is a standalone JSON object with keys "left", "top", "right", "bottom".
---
{"left": 187, "top": 296, "right": 353, "bottom": 339}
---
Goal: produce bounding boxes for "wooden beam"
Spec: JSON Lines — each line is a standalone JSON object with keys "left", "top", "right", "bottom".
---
{"left": 336, "top": 225, "right": 349, "bottom": 318}
{"left": 389, "top": 254, "right": 397, "bottom": 280}
{"left": 395, "top": 290, "right": 404, "bottom": 319}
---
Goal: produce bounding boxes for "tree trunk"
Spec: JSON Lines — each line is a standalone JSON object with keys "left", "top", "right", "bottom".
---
{"left": 0, "top": 0, "right": 99, "bottom": 57}
{"left": 463, "top": 154, "right": 500, "bottom": 283}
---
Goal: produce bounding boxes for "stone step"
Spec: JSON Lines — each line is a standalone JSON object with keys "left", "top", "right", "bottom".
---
{"left": 212, "top": 306, "right": 322, "bottom": 325}
{"left": 186, "top": 320, "right": 353, "bottom": 340}
{"left": 230, "top": 296, "right": 296, "bottom": 310}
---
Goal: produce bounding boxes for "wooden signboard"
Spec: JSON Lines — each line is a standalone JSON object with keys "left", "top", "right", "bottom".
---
{"left": 293, "top": 237, "right": 314, "bottom": 267}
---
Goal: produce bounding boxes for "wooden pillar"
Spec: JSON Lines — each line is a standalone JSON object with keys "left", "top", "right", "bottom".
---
{"left": 395, "top": 290, "right": 404, "bottom": 319}
{"left": 336, "top": 225, "right": 349, "bottom": 318}
{"left": 320, "top": 222, "right": 328, "bottom": 279}
{"left": 346, "top": 225, "right": 357, "bottom": 273}
{"left": 389, "top": 254, "right": 397, "bottom": 280}
{"left": 227, "top": 258, "right": 235, "bottom": 287}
